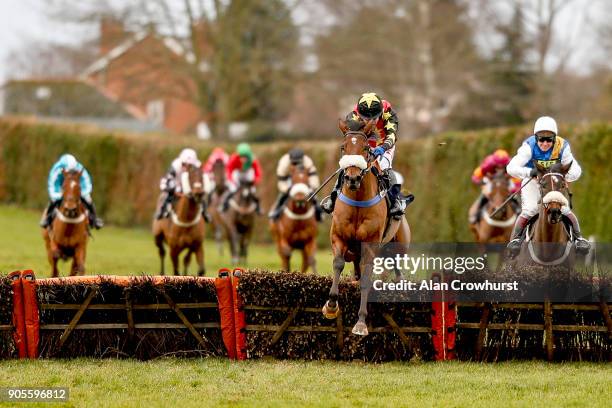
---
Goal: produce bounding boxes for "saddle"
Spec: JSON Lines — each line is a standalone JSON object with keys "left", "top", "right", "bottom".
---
{"left": 371, "top": 167, "right": 414, "bottom": 242}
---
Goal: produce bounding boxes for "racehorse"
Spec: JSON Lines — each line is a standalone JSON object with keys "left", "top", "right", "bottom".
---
{"left": 42, "top": 170, "right": 89, "bottom": 277}
{"left": 207, "top": 159, "right": 238, "bottom": 258}
{"left": 225, "top": 178, "right": 258, "bottom": 264}
{"left": 470, "top": 169, "right": 518, "bottom": 243}
{"left": 322, "top": 118, "right": 411, "bottom": 336}
{"left": 153, "top": 163, "right": 207, "bottom": 276}
{"left": 270, "top": 164, "right": 318, "bottom": 273}
{"left": 514, "top": 161, "right": 575, "bottom": 268}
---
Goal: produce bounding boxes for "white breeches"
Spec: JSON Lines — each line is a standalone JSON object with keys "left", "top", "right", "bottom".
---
{"left": 520, "top": 178, "right": 570, "bottom": 218}
{"left": 377, "top": 146, "right": 395, "bottom": 171}
{"left": 229, "top": 169, "right": 256, "bottom": 191}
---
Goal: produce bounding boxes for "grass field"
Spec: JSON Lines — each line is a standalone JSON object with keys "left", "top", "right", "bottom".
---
{"left": 1, "top": 359, "right": 610, "bottom": 407}
{"left": 0, "top": 205, "right": 334, "bottom": 278}
{"left": 1, "top": 205, "right": 611, "bottom": 407}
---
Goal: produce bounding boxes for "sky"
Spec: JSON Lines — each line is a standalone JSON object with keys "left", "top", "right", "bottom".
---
{"left": 0, "top": 0, "right": 608, "bottom": 84}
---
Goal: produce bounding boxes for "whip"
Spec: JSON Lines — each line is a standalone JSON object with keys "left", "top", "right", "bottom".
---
{"left": 489, "top": 176, "right": 535, "bottom": 218}
{"left": 307, "top": 167, "right": 343, "bottom": 202}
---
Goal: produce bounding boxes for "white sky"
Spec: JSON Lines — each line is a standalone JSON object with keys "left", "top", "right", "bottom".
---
{"left": 0, "top": 0, "right": 609, "bottom": 84}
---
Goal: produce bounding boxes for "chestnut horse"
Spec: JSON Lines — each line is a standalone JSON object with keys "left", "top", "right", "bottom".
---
{"left": 470, "top": 170, "right": 518, "bottom": 243}
{"left": 514, "top": 162, "right": 575, "bottom": 268}
{"left": 42, "top": 170, "right": 89, "bottom": 277}
{"left": 270, "top": 164, "right": 318, "bottom": 273}
{"left": 207, "top": 159, "right": 238, "bottom": 258}
{"left": 153, "top": 163, "right": 207, "bottom": 276}
{"left": 322, "top": 119, "right": 411, "bottom": 336}
{"left": 224, "top": 179, "right": 258, "bottom": 264}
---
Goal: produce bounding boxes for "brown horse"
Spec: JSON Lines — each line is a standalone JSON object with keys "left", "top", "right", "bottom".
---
{"left": 322, "top": 119, "right": 411, "bottom": 336}
{"left": 207, "top": 159, "right": 238, "bottom": 258}
{"left": 270, "top": 164, "right": 318, "bottom": 273}
{"left": 42, "top": 170, "right": 89, "bottom": 277}
{"left": 470, "top": 170, "right": 518, "bottom": 243}
{"left": 515, "top": 162, "right": 574, "bottom": 268}
{"left": 153, "top": 163, "right": 207, "bottom": 276}
{"left": 224, "top": 179, "right": 258, "bottom": 264}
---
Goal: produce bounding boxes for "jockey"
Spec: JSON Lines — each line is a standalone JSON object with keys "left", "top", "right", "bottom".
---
{"left": 268, "top": 147, "right": 322, "bottom": 222}
{"left": 40, "top": 153, "right": 103, "bottom": 229}
{"left": 154, "top": 148, "right": 211, "bottom": 222}
{"left": 321, "top": 92, "right": 404, "bottom": 219}
{"left": 202, "top": 147, "right": 230, "bottom": 194}
{"left": 220, "top": 143, "right": 263, "bottom": 214}
{"left": 506, "top": 116, "right": 590, "bottom": 255}
{"left": 468, "top": 149, "right": 521, "bottom": 224}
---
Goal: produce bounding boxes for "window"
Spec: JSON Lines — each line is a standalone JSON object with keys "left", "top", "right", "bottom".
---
{"left": 146, "top": 99, "right": 165, "bottom": 126}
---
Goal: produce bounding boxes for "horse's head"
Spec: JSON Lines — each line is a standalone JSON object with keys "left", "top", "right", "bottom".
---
{"left": 181, "top": 163, "right": 205, "bottom": 203}
{"left": 61, "top": 169, "right": 82, "bottom": 219}
{"left": 536, "top": 161, "right": 571, "bottom": 224}
{"left": 338, "top": 118, "right": 377, "bottom": 190}
{"left": 487, "top": 169, "right": 511, "bottom": 219}
{"left": 288, "top": 164, "right": 311, "bottom": 209}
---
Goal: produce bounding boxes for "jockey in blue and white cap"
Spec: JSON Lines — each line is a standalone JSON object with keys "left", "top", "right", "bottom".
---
{"left": 41, "top": 153, "right": 103, "bottom": 229}
{"left": 506, "top": 116, "right": 590, "bottom": 256}
{"left": 155, "top": 148, "right": 211, "bottom": 222}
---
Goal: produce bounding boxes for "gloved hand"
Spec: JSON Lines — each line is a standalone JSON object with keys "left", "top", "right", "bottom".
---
{"left": 371, "top": 146, "right": 385, "bottom": 158}
{"left": 529, "top": 168, "right": 538, "bottom": 178}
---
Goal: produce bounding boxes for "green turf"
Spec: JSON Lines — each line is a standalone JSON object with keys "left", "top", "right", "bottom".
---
{"left": 0, "top": 359, "right": 610, "bottom": 407}
{"left": 0, "top": 205, "right": 334, "bottom": 278}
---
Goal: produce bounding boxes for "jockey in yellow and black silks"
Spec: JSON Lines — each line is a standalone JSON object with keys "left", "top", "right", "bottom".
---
{"left": 321, "top": 92, "right": 405, "bottom": 219}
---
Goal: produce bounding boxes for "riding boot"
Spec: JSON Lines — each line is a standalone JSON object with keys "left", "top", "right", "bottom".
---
{"left": 253, "top": 196, "right": 263, "bottom": 215}
{"left": 384, "top": 169, "right": 404, "bottom": 220}
{"left": 40, "top": 201, "right": 58, "bottom": 228}
{"left": 313, "top": 197, "right": 323, "bottom": 222}
{"left": 219, "top": 190, "right": 234, "bottom": 212}
{"left": 268, "top": 192, "right": 289, "bottom": 221}
{"left": 83, "top": 199, "right": 104, "bottom": 229}
{"left": 200, "top": 198, "right": 212, "bottom": 223}
{"left": 468, "top": 194, "right": 487, "bottom": 224}
{"left": 155, "top": 192, "right": 173, "bottom": 220}
{"left": 564, "top": 211, "right": 591, "bottom": 254}
{"left": 321, "top": 170, "right": 344, "bottom": 214}
{"left": 506, "top": 215, "right": 530, "bottom": 257}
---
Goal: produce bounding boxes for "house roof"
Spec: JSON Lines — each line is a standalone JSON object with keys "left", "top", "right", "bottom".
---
{"left": 80, "top": 31, "right": 197, "bottom": 77}
{"left": 2, "top": 78, "right": 139, "bottom": 119}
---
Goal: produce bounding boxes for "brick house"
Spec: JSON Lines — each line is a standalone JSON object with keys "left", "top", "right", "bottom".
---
{"left": 2, "top": 18, "right": 208, "bottom": 137}
{"left": 82, "top": 19, "right": 207, "bottom": 136}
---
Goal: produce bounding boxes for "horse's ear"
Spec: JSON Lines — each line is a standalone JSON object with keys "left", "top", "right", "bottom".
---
{"left": 560, "top": 161, "right": 572, "bottom": 175}
{"left": 338, "top": 119, "right": 348, "bottom": 134}
{"left": 363, "top": 119, "right": 375, "bottom": 135}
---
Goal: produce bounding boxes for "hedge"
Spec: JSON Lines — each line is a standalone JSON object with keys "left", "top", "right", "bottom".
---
{"left": 0, "top": 118, "right": 609, "bottom": 243}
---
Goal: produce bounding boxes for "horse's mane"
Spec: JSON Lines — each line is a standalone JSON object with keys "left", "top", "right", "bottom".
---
{"left": 345, "top": 117, "right": 380, "bottom": 138}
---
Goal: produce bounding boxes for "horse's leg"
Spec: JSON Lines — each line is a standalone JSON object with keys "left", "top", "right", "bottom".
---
{"left": 303, "top": 240, "right": 317, "bottom": 274}
{"left": 215, "top": 224, "right": 224, "bottom": 256}
{"left": 170, "top": 246, "right": 181, "bottom": 276}
{"left": 277, "top": 238, "right": 291, "bottom": 272}
{"left": 156, "top": 237, "right": 166, "bottom": 276}
{"left": 322, "top": 243, "right": 346, "bottom": 319}
{"left": 195, "top": 243, "right": 205, "bottom": 277}
{"left": 183, "top": 250, "right": 192, "bottom": 276}
{"left": 72, "top": 244, "right": 86, "bottom": 276}
{"left": 352, "top": 254, "right": 372, "bottom": 336}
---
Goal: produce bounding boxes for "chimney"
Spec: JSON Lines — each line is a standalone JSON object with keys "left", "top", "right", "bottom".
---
{"left": 99, "top": 17, "right": 125, "bottom": 55}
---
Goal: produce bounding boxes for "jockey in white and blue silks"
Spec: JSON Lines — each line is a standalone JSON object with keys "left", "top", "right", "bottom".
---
{"left": 41, "top": 154, "right": 103, "bottom": 229}
{"left": 506, "top": 116, "right": 590, "bottom": 255}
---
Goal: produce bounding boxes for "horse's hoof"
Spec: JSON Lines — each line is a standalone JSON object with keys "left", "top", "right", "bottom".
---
{"left": 351, "top": 321, "right": 368, "bottom": 336}
{"left": 322, "top": 301, "right": 339, "bottom": 319}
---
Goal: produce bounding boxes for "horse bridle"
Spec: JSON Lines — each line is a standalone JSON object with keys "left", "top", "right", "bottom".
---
{"left": 341, "top": 131, "right": 374, "bottom": 178}
{"left": 538, "top": 172, "right": 569, "bottom": 210}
